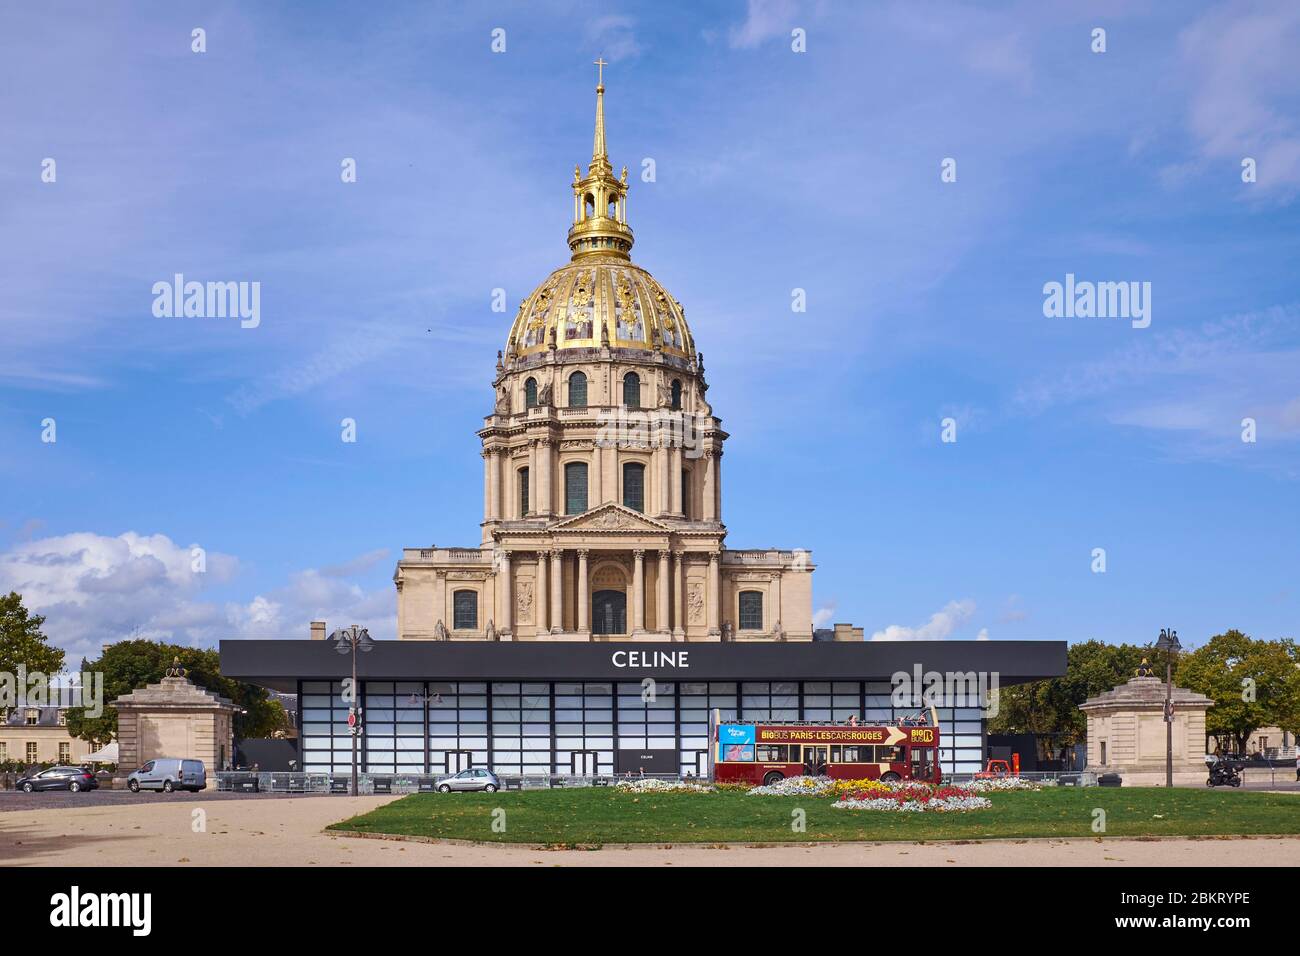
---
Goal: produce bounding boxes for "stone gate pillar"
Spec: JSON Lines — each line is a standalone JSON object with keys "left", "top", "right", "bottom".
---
{"left": 112, "top": 665, "right": 240, "bottom": 781}
{"left": 1080, "top": 673, "right": 1213, "bottom": 786}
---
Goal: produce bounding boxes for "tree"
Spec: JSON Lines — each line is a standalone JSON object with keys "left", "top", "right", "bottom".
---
{"left": 64, "top": 640, "right": 290, "bottom": 747}
{"left": 0, "top": 591, "right": 65, "bottom": 678}
{"left": 989, "top": 640, "right": 1148, "bottom": 748}
{"left": 1175, "top": 630, "right": 1300, "bottom": 754}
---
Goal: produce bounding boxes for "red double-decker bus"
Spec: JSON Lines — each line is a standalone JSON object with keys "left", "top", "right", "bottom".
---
{"left": 712, "top": 708, "right": 942, "bottom": 786}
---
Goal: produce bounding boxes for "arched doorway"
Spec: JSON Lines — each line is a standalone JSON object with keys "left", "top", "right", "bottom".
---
{"left": 592, "top": 589, "right": 627, "bottom": 635}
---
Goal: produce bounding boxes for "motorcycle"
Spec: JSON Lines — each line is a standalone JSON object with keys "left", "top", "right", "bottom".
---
{"left": 1206, "top": 760, "right": 1243, "bottom": 788}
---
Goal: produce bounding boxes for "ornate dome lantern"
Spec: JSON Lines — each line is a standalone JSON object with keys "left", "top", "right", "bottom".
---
{"left": 505, "top": 61, "right": 695, "bottom": 362}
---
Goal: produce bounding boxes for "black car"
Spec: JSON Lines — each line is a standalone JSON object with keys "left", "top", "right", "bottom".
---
{"left": 14, "top": 766, "right": 99, "bottom": 793}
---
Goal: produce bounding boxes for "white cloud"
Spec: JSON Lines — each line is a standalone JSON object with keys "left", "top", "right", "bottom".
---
{"left": 729, "top": 0, "right": 801, "bottom": 49}
{"left": 0, "top": 532, "right": 393, "bottom": 666}
{"left": 588, "top": 15, "right": 642, "bottom": 62}
{"left": 812, "top": 603, "right": 836, "bottom": 628}
{"left": 1177, "top": 3, "right": 1300, "bottom": 202}
{"left": 869, "top": 598, "right": 976, "bottom": 642}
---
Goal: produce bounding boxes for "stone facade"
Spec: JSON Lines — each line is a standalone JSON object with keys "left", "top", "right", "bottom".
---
{"left": 112, "top": 676, "right": 239, "bottom": 776}
{"left": 1080, "top": 675, "right": 1214, "bottom": 786}
{"left": 393, "top": 72, "right": 814, "bottom": 644}
{"left": 0, "top": 704, "right": 95, "bottom": 766}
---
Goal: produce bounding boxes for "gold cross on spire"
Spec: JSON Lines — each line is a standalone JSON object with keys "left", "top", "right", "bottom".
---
{"left": 594, "top": 56, "right": 607, "bottom": 89}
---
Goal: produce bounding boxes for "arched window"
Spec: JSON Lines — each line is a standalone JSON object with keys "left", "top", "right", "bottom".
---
{"left": 524, "top": 377, "right": 538, "bottom": 409}
{"left": 622, "top": 462, "right": 645, "bottom": 512}
{"left": 518, "top": 467, "right": 530, "bottom": 517}
{"left": 568, "top": 371, "right": 587, "bottom": 408}
{"left": 738, "top": 591, "right": 763, "bottom": 631}
{"left": 453, "top": 590, "right": 478, "bottom": 630}
{"left": 623, "top": 372, "right": 640, "bottom": 408}
{"left": 564, "top": 462, "right": 588, "bottom": 514}
{"left": 671, "top": 379, "right": 682, "bottom": 410}
{"left": 584, "top": 194, "right": 595, "bottom": 219}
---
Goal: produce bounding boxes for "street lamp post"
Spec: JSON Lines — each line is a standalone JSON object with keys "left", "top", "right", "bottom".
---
{"left": 332, "top": 625, "right": 374, "bottom": 796}
{"left": 1155, "top": 627, "right": 1182, "bottom": 789}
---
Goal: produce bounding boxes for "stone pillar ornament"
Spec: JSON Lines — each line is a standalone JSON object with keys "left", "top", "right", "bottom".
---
{"left": 702, "top": 450, "right": 716, "bottom": 521}
{"left": 632, "top": 549, "right": 646, "bottom": 632}
{"left": 498, "top": 550, "right": 513, "bottom": 637}
{"left": 707, "top": 552, "right": 721, "bottom": 635}
{"left": 538, "top": 440, "right": 554, "bottom": 516}
{"left": 535, "top": 551, "right": 549, "bottom": 638}
{"left": 672, "top": 550, "right": 685, "bottom": 640}
{"left": 550, "top": 548, "right": 564, "bottom": 633}
{"left": 656, "top": 549, "right": 670, "bottom": 635}
{"left": 576, "top": 549, "right": 590, "bottom": 636}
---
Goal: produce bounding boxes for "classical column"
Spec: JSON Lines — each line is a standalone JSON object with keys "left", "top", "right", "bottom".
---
{"left": 535, "top": 551, "right": 549, "bottom": 638}
{"left": 590, "top": 444, "right": 603, "bottom": 508}
{"left": 670, "top": 446, "right": 682, "bottom": 516}
{"left": 576, "top": 549, "right": 590, "bottom": 636}
{"left": 538, "top": 439, "right": 553, "bottom": 516}
{"left": 713, "top": 449, "right": 723, "bottom": 522}
{"left": 702, "top": 450, "right": 716, "bottom": 521}
{"left": 672, "top": 550, "right": 685, "bottom": 639}
{"left": 498, "top": 551, "right": 512, "bottom": 637}
{"left": 549, "top": 548, "right": 564, "bottom": 633}
{"left": 632, "top": 549, "right": 646, "bottom": 633}
{"left": 488, "top": 449, "right": 502, "bottom": 521}
{"left": 656, "top": 549, "right": 670, "bottom": 635}
{"left": 482, "top": 450, "right": 492, "bottom": 522}
{"left": 528, "top": 441, "right": 537, "bottom": 515}
{"left": 707, "top": 552, "right": 721, "bottom": 636}
{"left": 658, "top": 445, "right": 671, "bottom": 515}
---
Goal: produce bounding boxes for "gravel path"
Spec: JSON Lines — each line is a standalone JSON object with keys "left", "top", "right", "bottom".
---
{"left": 1, "top": 795, "right": 1297, "bottom": 866}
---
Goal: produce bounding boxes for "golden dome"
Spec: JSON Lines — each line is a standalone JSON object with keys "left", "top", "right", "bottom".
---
{"left": 507, "top": 256, "right": 694, "bottom": 359}
{"left": 505, "top": 61, "right": 695, "bottom": 361}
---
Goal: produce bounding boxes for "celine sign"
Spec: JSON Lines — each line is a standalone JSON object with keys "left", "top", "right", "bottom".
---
{"left": 610, "top": 650, "right": 690, "bottom": 669}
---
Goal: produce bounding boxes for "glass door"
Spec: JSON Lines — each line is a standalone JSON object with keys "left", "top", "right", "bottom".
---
{"left": 445, "top": 750, "right": 473, "bottom": 773}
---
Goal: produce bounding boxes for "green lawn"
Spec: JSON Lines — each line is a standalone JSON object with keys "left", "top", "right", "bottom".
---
{"left": 328, "top": 786, "right": 1300, "bottom": 846}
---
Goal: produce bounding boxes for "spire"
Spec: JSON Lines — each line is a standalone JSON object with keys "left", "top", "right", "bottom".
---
{"left": 591, "top": 57, "right": 609, "bottom": 173}
{"left": 568, "top": 58, "right": 634, "bottom": 260}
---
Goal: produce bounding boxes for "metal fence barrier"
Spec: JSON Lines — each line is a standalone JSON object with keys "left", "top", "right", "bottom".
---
{"left": 214, "top": 770, "right": 690, "bottom": 794}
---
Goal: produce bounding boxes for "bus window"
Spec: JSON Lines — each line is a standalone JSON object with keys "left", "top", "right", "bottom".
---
{"left": 877, "top": 745, "right": 904, "bottom": 763}
{"left": 756, "top": 744, "right": 790, "bottom": 762}
{"left": 834, "top": 745, "right": 865, "bottom": 762}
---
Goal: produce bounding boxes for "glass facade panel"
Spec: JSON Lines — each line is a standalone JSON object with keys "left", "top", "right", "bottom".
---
{"left": 294, "top": 678, "right": 991, "bottom": 778}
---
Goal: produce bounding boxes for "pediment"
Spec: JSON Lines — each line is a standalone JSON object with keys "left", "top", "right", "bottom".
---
{"left": 550, "top": 503, "right": 670, "bottom": 533}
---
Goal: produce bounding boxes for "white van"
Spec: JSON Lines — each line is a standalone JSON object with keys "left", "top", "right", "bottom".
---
{"left": 126, "top": 758, "right": 207, "bottom": 793}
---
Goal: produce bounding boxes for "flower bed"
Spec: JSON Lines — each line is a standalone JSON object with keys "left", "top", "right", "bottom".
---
{"left": 745, "top": 775, "right": 836, "bottom": 796}
{"left": 966, "top": 776, "right": 1044, "bottom": 792}
{"left": 833, "top": 782, "right": 991, "bottom": 812}
{"left": 613, "top": 778, "right": 714, "bottom": 794}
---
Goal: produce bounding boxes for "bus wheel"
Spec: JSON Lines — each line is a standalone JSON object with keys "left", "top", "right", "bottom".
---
{"left": 762, "top": 772, "right": 784, "bottom": 787}
{"left": 881, "top": 772, "right": 901, "bottom": 784}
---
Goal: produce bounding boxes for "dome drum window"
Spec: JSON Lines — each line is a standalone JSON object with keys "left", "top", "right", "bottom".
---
{"left": 453, "top": 590, "right": 478, "bottom": 631}
{"left": 738, "top": 591, "right": 763, "bottom": 631}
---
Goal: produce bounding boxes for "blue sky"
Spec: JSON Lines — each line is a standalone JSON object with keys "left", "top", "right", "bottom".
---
{"left": 1, "top": 1, "right": 1297, "bottom": 666}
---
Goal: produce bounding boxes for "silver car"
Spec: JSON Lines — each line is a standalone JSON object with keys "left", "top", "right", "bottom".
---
{"left": 436, "top": 768, "right": 500, "bottom": 793}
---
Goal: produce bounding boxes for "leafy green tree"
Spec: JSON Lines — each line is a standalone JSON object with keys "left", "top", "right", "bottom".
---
{"left": 64, "top": 640, "right": 289, "bottom": 747}
{"left": 1175, "top": 630, "right": 1300, "bottom": 754}
{"left": 0, "top": 591, "right": 65, "bottom": 678}
{"left": 989, "top": 640, "right": 1148, "bottom": 746}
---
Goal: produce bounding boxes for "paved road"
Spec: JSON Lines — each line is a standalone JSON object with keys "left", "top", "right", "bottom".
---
{"left": 1, "top": 794, "right": 1297, "bottom": 866}
{"left": 0, "top": 789, "right": 334, "bottom": 813}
